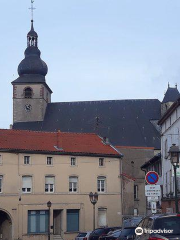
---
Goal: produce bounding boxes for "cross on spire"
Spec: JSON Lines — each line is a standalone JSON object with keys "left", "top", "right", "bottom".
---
{"left": 29, "top": 0, "right": 36, "bottom": 21}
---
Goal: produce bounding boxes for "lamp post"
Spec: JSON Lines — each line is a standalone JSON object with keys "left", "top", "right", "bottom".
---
{"left": 47, "top": 201, "right": 52, "bottom": 240}
{"left": 89, "top": 192, "right": 98, "bottom": 230}
{"left": 169, "top": 144, "right": 180, "bottom": 213}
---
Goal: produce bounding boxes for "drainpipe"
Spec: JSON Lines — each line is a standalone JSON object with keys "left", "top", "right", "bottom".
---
{"left": 18, "top": 153, "right": 21, "bottom": 239}
{"left": 120, "top": 156, "right": 124, "bottom": 223}
{"left": 141, "top": 168, "right": 147, "bottom": 215}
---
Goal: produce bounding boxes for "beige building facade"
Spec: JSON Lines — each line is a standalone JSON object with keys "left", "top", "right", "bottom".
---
{"left": 0, "top": 130, "right": 122, "bottom": 240}
{"left": 117, "top": 146, "right": 155, "bottom": 217}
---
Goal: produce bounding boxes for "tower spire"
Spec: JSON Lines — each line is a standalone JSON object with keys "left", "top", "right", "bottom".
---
{"left": 29, "top": 0, "right": 36, "bottom": 22}
{"left": 27, "top": 0, "right": 38, "bottom": 47}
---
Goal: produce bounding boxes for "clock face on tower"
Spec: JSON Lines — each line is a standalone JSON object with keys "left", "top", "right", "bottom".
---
{"left": 25, "top": 104, "right": 32, "bottom": 112}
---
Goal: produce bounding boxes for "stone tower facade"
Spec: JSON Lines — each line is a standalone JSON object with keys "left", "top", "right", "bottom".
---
{"left": 11, "top": 20, "right": 52, "bottom": 123}
{"left": 161, "top": 84, "right": 180, "bottom": 116}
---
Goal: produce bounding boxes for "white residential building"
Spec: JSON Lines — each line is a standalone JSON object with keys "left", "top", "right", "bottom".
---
{"left": 159, "top": 97, "right": 180, "bottom": 213}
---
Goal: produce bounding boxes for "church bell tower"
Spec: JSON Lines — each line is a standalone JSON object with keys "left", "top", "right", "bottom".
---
{"left": 11, "top": 6, "right": 52, "bottom": 124}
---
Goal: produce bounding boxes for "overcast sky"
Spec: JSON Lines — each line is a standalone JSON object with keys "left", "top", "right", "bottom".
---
{"left": 1, "top": 0, "right": 180, "bottom": 128}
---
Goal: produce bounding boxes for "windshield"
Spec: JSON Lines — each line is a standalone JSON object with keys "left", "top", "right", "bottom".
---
{"left": 111, "top": 230, "right": 122, "bottom": 237}
{"left": 120, "top": 228, "right": 135, "bottom": 237}
{"left": 77, "top": 233, "right": 87, "bottom": 237}
{"left": 92, "top": 229, "right": 105, "bottom": 235}
{"left": 154, "top": 217, "right": 180, "bottom": 235}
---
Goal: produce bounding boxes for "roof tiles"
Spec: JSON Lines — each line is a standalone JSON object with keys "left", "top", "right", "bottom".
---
{"left": 0, "top": 129, "right": 120, "bottom": 157}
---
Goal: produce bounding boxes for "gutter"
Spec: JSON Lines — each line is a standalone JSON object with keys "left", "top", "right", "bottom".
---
{"left": 0, "top": 149, "right": 121, "bottom": 158}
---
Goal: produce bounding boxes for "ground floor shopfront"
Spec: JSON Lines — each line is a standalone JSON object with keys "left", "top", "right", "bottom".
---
{"left": 0, "top": 194, "right": 122, "bottom": 240}
{"left": 161, "top": 198, "right": 180, "bottom": 213}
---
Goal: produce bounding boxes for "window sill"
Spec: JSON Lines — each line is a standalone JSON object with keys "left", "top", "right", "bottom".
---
{"left": 25, "top": 233, "right": 48, "bottom": 236}
{"left": 134, "top": 199, "right": 139, "bottom": 201}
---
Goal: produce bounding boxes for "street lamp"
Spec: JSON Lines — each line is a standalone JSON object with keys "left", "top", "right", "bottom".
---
{"left": 47, "top": 201, "right": 52, "bottom": 240}
{"left": 89, "top": 192, "right": 98, "bottom": 230}
{"left": 169, "top": 144, "right": 180, "bottom": 213}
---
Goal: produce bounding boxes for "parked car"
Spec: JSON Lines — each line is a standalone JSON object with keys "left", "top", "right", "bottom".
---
{"left": 99, "top": 229, "right": 122, "bottom": 240}
{"left": 89, "top": 227, "right": 120, "bottom": 240}
{"left": 135, "top": 214, "right": 180, "bottom": 240}
{"left": 118, "top": 227, "right": 136, "bottom": 240}
{"left": 123, "top": 217, "right": 143, "bottom": 228}
{"left": 75, "top": 232, "right": 92, "bottom": 240}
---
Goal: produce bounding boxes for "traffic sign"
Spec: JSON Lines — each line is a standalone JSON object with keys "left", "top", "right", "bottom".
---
{"left": 145, "top": 185, "right": 161, "bottom": 197}
{"left": 151, "top": 202, "right": 157, "bottom": 213}
{"left": 145, "top": 171, "right": 159, "bottom": 185}
{"left": 147, "top": 196, "right": 159, "bottom": 202}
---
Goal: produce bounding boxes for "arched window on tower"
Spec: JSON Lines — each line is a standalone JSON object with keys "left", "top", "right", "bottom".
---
{"left": 24, "top": 87, "right": 33, "bottom": 99}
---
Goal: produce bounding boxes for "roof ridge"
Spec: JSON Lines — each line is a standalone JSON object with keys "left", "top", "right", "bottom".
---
{"left": 50, "top": 99, "right": 159, "bottom": 104}
{"left": 0, "top": 129, "right": 97, "bottom": 136}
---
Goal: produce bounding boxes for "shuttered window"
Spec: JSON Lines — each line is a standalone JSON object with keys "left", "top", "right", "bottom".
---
{"left": 28, "top": 210, "right": 49, "bottom": 234}
{"left": 134, "top": 185, "right": 138, "bottom": 199}
{"left": 67, "top": 210, "right": 79, "bottom": 232}
{"left": 98, "top": 208, "right": 107, "bottom": 227}
{"left": 45, "top": 176, "right": 55, "bottom": 193}
{"left": 22, "top": 176, "right": 32, "bottom": 193}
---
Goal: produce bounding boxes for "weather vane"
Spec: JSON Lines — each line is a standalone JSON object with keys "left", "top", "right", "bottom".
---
{"left": 29, "top": 0, "right": 36, "bottom": 21}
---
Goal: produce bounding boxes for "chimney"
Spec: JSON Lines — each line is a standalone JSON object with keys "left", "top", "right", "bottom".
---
{"left": 54, "top": 130, "right": 63, "bottom": 151}
{"left": 103, "top": 137, "right": 110, "bottom": 145}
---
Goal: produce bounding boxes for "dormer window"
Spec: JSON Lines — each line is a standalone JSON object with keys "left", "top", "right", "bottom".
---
{"left": 24, "top": 87, "right": 33, "bottom": 99}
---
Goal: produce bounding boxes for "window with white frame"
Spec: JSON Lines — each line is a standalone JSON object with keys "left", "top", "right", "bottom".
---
{"left": 98, "top": 208, "right": 107, "bottom": 227}
{"left": 71, "top": 157, "right": 76, "bottom": 166}
{"left": 134, "top": 208, "right": 138, "bottom": 216}
{"left": 24, "top": 156, "right": 30, "bottom": 165}
{"left": 170, "top": 170, "right": 172, "bottom": 193}
{"left": 165, "top": 139, "right": 168, "bottom": 159}
{"left": 22, "top": 176, "right": 32, "bottom": 193}
{"left": 47, "top": 157, "right": 53, "bottom": 165}
{"left": 0, "top": 176, "right": 3, "bottom": 193}
{"left": 177, "top": 177, "right": 180, "bottom": 192}
{"left": 97, "top": 176, "right": 106, "bottom": 192}
{"left": 99, "top": 158, "right": 104, "bottom": 167}
{"left": 69, "top": 176, "right": 78, "bottom": 192}
{"left": 166, "top": 172, "right": 168, "bottom": 194}
{"left": 45, "top": 176, "right": 55, "bottom": 193}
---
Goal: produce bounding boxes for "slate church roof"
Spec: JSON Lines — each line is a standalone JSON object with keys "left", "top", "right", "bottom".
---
{"left": 13, "top": 99, "right": 161, "bottom": 149}
{"left": 162, "top": 86, "right": 180, "bottom": 103}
